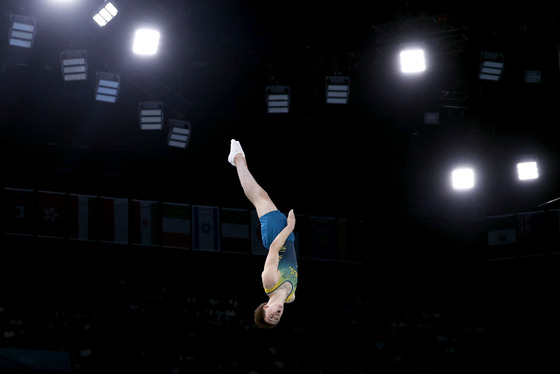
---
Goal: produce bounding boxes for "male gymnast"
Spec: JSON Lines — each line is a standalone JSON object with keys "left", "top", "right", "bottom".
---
{"left": 228, "top": 139, "right": 297, "bottom": 328}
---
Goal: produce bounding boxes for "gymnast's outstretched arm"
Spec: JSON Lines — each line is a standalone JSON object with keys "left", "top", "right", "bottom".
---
{"left": 261, "top": 210, "right": 295, "bottom": 288}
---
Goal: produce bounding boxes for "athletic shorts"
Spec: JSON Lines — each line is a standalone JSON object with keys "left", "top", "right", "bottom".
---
{"left": 259, "top": 210, "right": 295, "bottom": 249}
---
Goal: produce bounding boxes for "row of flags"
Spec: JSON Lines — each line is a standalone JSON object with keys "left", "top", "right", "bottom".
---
{"left": 2, "top": 188, "right": 368, "bottom": 262}
{"left": 487, "top": 210, "right": 560, "bottom": 257}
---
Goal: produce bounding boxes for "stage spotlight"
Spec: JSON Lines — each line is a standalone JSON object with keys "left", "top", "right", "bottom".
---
{"left": 133, "top": 28, "right": 160, "bottom": 55}
{"left": 9, "top": 15, "right": 36, "bottom": 48}
{"left": 399, "top": 45, "right": 426, "bottom": 73}
{"left": 516, "top": 157, "right": 539, "bottom": 181}
{"left": 326, "top": 76, "right": 350, "bottom": 104}
{"left": 93, "top": 2, "right": 118, "bottom": 27}
{"left": 61, "top": 50, "right": 87, "bottom": 81}
{"left": 517, "top": 161, "right": 538, "bottom": 180}
{"left": 95, "top": 72, "right": 120, "bottom": 103}
{"left": 168, "top": 119, "right": 191, "bottom": 149}
{"left": 266, "top": 86, "right": 290, "bottom": 113}
{"left": 479, "top": 52, "right": 504, "bottom": 81}
{"left": 139, "top": 102, "right": 163, "bottom": 130}
{"left": 451, "top": 167, "right": 475, "bottom": 190}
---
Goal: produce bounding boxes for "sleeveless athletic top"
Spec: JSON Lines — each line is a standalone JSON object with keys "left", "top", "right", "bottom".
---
{"left": 264, "top": 240, "right": 298, "bottom": 302}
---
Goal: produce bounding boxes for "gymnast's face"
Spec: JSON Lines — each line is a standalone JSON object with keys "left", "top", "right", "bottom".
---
{"left": 265, "top": 304, "right": 284, "bottom": 325}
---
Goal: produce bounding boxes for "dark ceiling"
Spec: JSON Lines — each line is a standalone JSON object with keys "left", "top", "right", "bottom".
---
{"left": 1, "top": 0, "right": 560, "bottom": 223}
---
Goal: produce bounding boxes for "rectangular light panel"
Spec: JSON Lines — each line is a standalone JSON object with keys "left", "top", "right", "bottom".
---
{"left": 93, "top": 2, "right": 118, "bottom": 27}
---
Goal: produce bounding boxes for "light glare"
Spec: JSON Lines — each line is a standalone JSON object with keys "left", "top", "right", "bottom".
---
{"left": 517, "top": 161, "right": 539, "bottom": 181}
{"left": 400, "top": 49, "right": 426, "bottom": 73}
{"left": 451, "top": 168, "right": 474, "bottom": 190}
{"left": 133, "top": 29, "right": 160, "bottom": 55}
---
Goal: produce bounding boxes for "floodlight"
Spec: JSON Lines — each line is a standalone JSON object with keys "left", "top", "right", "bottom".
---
{"left": 517, "top": 161, "right": 538, "bottom": 181}
{"left": 266, "top": 86, "right": 290, "bottom": 113}
{"left": 93, "top": 2, "right": 118, "bottom": 27}
{"left": 139, "top": 102, "right": 163, "bottom": 130}
{"left": 516, "top": 155, "right": 539, "bottom": 181}
{"left": 9, "top": 15, "right": 36, "bottom": 48}
{"left": 61, "top": 50, "right": 87, "bottom": 81}
{"left": 400, "top": 46, "right": 426, "bottom": 73}
{"left": 95, "top": 72, "right": 120, "bottom": 103}
{"left": 133, "top": 28, "right": 160, "bottom": 55}
{"left": 479, "top": 52, "right": 504, "bottom": 81}
{"left": 168, "top": 119, "right": 191, "bottom": 149}
{"left": 451, "top": 167, "right": 475, "bottom": 190}
{"left": 326, "top": 76, "right": 350, "bottom": 104}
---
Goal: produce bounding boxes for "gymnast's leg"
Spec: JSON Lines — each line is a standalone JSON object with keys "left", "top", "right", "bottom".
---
{"left": 228, "top": 139, "right": 277, "bottom": 218}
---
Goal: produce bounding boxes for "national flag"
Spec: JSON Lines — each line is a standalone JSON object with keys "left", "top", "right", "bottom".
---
{"left": 517, "top": 210, "right": 546, "bottom": 253}
{"left": 546, "top": 209, "right": 560, "bottom": 250}
{"left": 309, "top": 216, "right": 337, "bottom": 261}
{"left": 192, "top": 205, "right": 220, "bottom": 251}
{"left": 487, "top": 214, "right": 516, "bottom": 246}
{"left": 337, "top": 218, "right": 349, "bottom": 260}
{"left": 36, "top": 190, "right": 67, "bottom": 238}
{"left": 162, "top": 202, "right": 191, "bottom": 248}
{"left": 221, "top": 208, "right": 250, "bottom": 253}
{"left": 68, "top": 194, "right": 99, "bottom": 241}
{"left": 3, "top": 188, "right": 34, "bottom": 236}
{"left": 99, "top": 197, "right": 129, "bottom": 244}
{"left": 130, "top": 200, "right": 161, "bottom": 246}
{"left": 250, "top": 210, "right": 267, "bottom": 255}
{"left": 336, "top": 218, "right": 367, "bottom": 263}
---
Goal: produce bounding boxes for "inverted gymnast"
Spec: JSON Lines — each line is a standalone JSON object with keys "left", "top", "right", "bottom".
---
{"left": 228, "top": 139, "right": 297, "bottom": 328}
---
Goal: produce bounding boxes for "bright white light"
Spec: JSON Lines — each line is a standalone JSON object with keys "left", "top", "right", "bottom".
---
{"left": 93, "top": 2, "right": 118, "bottom": 27}
{"left": 517, "top": 161, "right": 539, "bottom": 181}
{"left": 451, "top": 167, "right": 475, "bottom": 190}
{"left": 400, "top": 49, "right": 426, "bottom": 73}
{"left": 133, "top": 29, "right": 160, "bottom": 55}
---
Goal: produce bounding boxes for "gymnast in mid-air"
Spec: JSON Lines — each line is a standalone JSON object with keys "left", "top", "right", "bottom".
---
{"left": 228, "top": 139, "right": 297, "bottom": 328}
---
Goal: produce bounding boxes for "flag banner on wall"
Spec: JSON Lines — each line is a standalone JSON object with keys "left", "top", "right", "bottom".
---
{"left": 193, "top": 205, "right": 220, "bottom": 251}
{"left": 309, "top": 216, "right": 338, "bottom": 261}
{"left": 3, "top": 188, "right": 34, "bottom": 236}
{"left": 99, "top": 197, "right": 129, "bottom": 244}
{"left": 36, "top": 191, "right": 67, "bottom": 238}
{"left": 349, "top": 219, "right": 371, "bottom": 263}
{"left": 130, "top": 200, "right": 161, "bottom": 246}
{"left": 516, "top": 210, "right": 546, "bottom": 254}
{"left": 546, "top": 209, "right": 560, "bottom": 250}
{"left": 250, "top": 210, "right": 267, "bottom": 255}
{"left": 68, "top": 194, "right": 99, "bottom": 241}
{"left": 487, "top": 214, "right": 516, "bottom": 246}
{"left": 162, "top": 202, "right": 191, "bottom": 249}
{"left": 221, "top": 208, "right": 250, "bottom": 253}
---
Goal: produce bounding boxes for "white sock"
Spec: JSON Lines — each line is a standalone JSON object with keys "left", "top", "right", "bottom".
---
{"left": 228, "top": 139, "right": 245, "bottom": 166}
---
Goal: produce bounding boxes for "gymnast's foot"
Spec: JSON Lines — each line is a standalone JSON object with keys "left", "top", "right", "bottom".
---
{"left": 228, "top": 139, "right": 245, "bottom": 166}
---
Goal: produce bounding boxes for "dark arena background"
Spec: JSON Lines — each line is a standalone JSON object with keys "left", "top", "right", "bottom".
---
{"left": 1, "top": 0, "right": 560, "bottom": 373}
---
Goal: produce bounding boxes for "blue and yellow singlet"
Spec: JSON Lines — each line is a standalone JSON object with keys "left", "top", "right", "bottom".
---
{"left": 264, "top": 240, "right": 298, "bottom": 302}
{"left": 260, "top": 210, "right": 298, "bottom": 302}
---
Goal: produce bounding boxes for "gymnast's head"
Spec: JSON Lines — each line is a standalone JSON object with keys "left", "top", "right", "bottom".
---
{"left": 254, "top": 302, "right": 284, "bottom": 328}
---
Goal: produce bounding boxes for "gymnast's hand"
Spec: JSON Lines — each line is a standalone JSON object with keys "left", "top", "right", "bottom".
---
{"left": 287, "top": 209, "right": 296, "bottom": 229}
